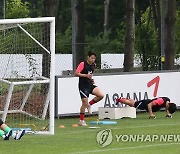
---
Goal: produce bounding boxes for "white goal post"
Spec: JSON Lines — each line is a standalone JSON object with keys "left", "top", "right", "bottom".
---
{"left": 0, "top": 17, "right": 55, "bottom": 135}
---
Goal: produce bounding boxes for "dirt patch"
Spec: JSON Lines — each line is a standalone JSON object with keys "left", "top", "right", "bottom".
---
{"left": 0, "top": 91, "right": 49, "bottom": 118}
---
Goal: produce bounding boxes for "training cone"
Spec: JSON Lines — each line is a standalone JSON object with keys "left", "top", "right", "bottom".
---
{"left": 41, "top": 127, "right": 46, "bottom": 131}
{"left": 59, "top": 125, "right": 65, "bottom": 128}
{"left": 72, "top": 124, "right": 78, "bottom": 127}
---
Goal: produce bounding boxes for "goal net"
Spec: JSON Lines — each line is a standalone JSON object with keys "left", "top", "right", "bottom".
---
{"left": 0, "top": 17, "right": 55, "bottom": 135}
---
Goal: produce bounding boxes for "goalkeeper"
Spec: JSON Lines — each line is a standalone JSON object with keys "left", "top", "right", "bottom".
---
{"left": 0, "top": 119, "right": 25, "bottom": 140}
{"left": 116, "top": 97, "right": 177, "bottom": 119}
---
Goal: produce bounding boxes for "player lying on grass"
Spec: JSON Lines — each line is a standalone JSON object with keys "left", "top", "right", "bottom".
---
{"left": 0, "top": 119, "right": 25, "bottom": 140}
{"left": 116, "top": 97, "right": 177, "bottom": 119}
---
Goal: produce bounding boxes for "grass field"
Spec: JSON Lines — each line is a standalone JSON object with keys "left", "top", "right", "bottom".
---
{"left": 1, "top": 111, "right": 180, "bottom": 154}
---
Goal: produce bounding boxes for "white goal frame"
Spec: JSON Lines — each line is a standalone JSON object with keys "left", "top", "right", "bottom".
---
{"left": 0, "top": 17, "right": 55, "bottom": 135}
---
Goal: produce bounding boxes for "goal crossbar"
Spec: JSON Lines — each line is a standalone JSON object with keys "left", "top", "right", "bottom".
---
{"left": 0, "top": 79, "right": 50, "bottom": 85}
{"left": 0, "top": 17, "right": 55, "bottom": 24}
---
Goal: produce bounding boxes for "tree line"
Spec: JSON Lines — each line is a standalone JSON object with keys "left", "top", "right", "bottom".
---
{"left": 0, "top": 0, "right": 179, "bottom": 71}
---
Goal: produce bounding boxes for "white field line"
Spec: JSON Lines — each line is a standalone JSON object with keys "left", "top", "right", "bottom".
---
{"left": 61, "top": 123, "right": 180, "bottom": 135}
{"left": 68, "top": 142, "right": 180, "bottom": 154}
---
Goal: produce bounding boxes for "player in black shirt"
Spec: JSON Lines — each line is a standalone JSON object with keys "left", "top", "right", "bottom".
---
{"left": 75, "top": 51, "right": 104, "bottom": 126}
{"left": 116, "top": 97, "right": 176, "bottom": 119}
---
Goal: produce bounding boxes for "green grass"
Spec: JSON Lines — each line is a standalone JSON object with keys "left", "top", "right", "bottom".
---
{"left": 1, "top": 111, "right": 180, "bottom": 154}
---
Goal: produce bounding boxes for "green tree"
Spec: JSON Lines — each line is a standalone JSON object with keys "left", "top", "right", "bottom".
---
{"left": 135, "top": 6, "right": 159, "bottom": 71}
{"left": 176, "top": 0, "right": 180, "bottom": 55}
{"left": 26, "top": 0, "right": 44, "bottom": 17}
{"left": 6, "top": 0, "right": 30, "bottom": 18}
{"left": 42, "top": 0, "right": 57, "bottom": 94}
{"left": 75, "top": 0, "right": 85, "bottom": 67}
{"left": 124, "top": 0, "right": 135, "bottom": 72}
{"left": 175, "top": 10, "right": 180, "bottom": 56}
{"left": 149, "top": 0, "right": 161, "bottom": 68}
{"left": 164, "top": 0, "right": 176, "bottom": 70}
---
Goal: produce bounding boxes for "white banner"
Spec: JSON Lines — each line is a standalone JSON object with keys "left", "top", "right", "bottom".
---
{"left": 56, "top": 71, "right": 180, "bottom": 116}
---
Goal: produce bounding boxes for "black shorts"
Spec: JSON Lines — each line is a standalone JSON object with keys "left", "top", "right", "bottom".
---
{"left": 134, "top": 99, "right": 152, "bottom": 111}
{"left": 79, "top": 84, "right": 97, "bottom": 98}
{"left": 0, "top": 119, "right": 3, "bottom": 126}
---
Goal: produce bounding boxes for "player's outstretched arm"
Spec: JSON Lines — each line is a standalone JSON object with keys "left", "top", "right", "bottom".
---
{"left": 166, "top": 108, "right": 172, "bottom": 116}
{"left": 147, "top": 103, "right": 156, "bottom": 119}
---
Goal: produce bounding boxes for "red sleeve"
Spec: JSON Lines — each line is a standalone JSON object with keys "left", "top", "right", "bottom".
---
{"left": 75, "top": 62, "right": 84, "bottom": 73}
{"left": 152, "top": 98, "right": 164, "bottom": 106}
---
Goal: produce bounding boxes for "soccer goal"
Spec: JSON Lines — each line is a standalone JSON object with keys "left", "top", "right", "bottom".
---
{"left": 0, "top": 17, "right": 55, "bottom": 135}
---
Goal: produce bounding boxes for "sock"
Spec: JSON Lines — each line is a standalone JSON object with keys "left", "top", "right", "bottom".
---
{"left": 12, "top": 132, "right": 16, "bottom": 138}
{"left": 4, "top": 126, "right": 11, "bottom": 133}
{"left": 118, "top": 97, "right": 127, "bottom": 102}
{"left": 89, "top": 99, "right": 96, "bottom": 105}
{"left": 80, "top": 113, "right": 85, "bottom": 121}
{"left": 0, "top": 130, "right": 5, "bottom": 138}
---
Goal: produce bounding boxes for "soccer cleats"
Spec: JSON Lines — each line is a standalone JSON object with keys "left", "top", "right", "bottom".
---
{"left": 79, "top": 120, "right": 88, "bottom": 126}
{"left": 4, "top": 129, "right": 12, "bottom": 140}
{"left": 13, "top": 130, "right": 25, "bottom": 140}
